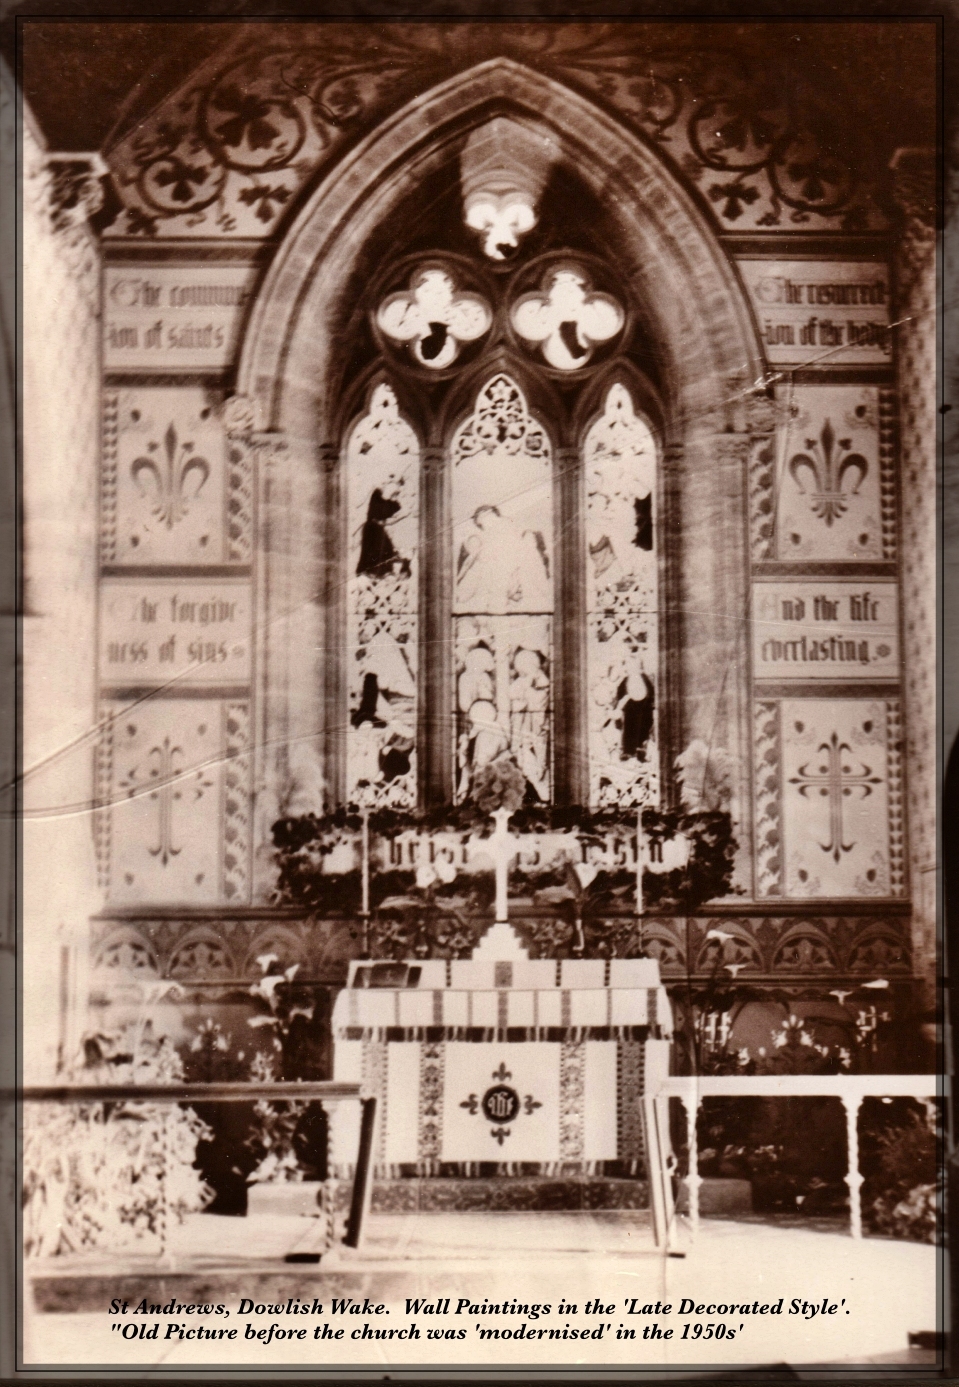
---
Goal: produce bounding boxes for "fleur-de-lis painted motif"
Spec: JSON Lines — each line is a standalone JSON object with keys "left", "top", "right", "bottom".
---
{"left": 787, "top": 418, "right": 868, "bottom": 527}
{"left": 789, "top": 731, "right": 882, "bottom": 863}
{"left": 132, "top": 422, "right": 209, "bottom": 529}
{"left": 491, "top": 1061, "right": 512, "bottom": 1082}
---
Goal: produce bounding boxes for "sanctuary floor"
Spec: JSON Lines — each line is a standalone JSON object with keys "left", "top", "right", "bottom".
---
{"left": 25, "top": 1210, "right": 939, "bottom": 1373}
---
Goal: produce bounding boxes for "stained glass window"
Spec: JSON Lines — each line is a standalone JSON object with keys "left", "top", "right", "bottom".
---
{"left": 585, "top": 383, "right": 659, "bottom": 807}
{"left": 345, "top": 384, "right": 419, "bottom": 808}
{"left": 451, "top": 375, "right": 553, "bottom": 803}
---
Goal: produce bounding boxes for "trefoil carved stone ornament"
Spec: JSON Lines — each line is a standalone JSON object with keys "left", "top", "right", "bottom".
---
{"left": 460, "top": 117, "right": 558, "bottom": 260}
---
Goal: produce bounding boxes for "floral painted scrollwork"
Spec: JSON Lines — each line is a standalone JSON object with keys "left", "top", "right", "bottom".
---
{"left": 199, "top": 57, "right": 307, "bottom": 175}
{"left": 105, "top": 29, "right": 886, "bottom": 237}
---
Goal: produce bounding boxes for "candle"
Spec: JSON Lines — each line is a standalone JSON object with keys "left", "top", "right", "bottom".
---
{"left": 636, "top": 808, "right": 644, "bottom": 917}
{"left": 361, "top": 808, "right": 370, "bottom": 918}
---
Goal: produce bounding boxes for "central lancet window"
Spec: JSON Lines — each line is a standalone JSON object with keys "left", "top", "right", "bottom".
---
{"left": 452, "top": 375, "right": 553, "bottom": 804}
{"left": 339, "top": 225, "right": 661, "bottom": 813}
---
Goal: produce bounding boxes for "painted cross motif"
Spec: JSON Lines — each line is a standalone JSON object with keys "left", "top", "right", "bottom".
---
{"left": 147, "top": 736, "right": 184, "bottom": 866}
{"left": 117, "top": 733, "right": 216, "bottom": 868}
{"left": 131, "top": 422, "right": 210, "bottom": 529}
{"left": 788, "top": 418, "right": 868, "bottom": 527}
{"left": 788, "top": 731, "right": 882, "bottom": 864}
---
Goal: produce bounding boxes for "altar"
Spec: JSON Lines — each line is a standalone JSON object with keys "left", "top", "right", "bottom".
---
{"left": 329, "top": 951, "right": 672, "bottom": 1177}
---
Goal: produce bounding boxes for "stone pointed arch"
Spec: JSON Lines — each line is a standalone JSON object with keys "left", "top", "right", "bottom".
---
{"left": 238, "top": 57, "right": 763, "bottom": 896}
{"left": 237, "top": 56, "right": 763, "bottom": 433}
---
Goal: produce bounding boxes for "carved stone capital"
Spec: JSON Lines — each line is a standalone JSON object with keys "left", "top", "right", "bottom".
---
{"left": 47, "top": 154, "right": 107, "bottom": 232}
{"left": 712, "top": 432, "right": 752, "bottom": 464}
{"left": 221, "top": 393, "right": 261, "bottom": 438}
{"left": 743, "top": 391, "right": 778, "bottom": 438}
{"left": 250, "top": 431, "right": 289, "bottom": 467}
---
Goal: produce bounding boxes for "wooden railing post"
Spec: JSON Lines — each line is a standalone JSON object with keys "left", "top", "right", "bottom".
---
{"left": 343, "top": 1095, "right": 377, "bottom": 1250}
{"left": 842, "top": 1094, "right": 864, "bottom": 1240}
{"left": 683, "top": 1092, "right": 701, "bottom": 1236}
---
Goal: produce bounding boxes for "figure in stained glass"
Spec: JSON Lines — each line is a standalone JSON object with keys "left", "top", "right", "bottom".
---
{"left": 356, "top": 484, "right": 410, "bottom": 577}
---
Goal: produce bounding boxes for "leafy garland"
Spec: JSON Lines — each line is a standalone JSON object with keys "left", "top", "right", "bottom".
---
{"left": 272, "top": 806, "right": 738, "bottom": 954}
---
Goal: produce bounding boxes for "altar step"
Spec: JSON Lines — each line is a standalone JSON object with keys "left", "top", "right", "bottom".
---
{"left": 368, "top": 1176, "right": 648, "bottom": 1212}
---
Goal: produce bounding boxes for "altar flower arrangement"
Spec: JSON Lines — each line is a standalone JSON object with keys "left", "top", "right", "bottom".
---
{"left": 271, "top": 800, "right": 738, "bottom": 957}
{"left": 243, "top": 955, "right": 327, "bottom": 1185}
{"left": 470, "top": 754, "right": 527, "bottom": 815}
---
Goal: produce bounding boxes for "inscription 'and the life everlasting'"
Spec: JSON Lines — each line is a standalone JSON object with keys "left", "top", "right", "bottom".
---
{"left": 752, "top": 582, "right": 898, "bottom": 680}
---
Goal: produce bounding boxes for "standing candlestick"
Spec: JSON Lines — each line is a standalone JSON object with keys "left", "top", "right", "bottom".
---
{"left": 360, "top": 808, "right": 371, "bottom": 941}
{"left": 636, "top": 808, "right": 644, "bottom": 918}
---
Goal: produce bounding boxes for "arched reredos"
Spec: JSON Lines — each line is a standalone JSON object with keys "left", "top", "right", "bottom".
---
{"left": 236, "top": 57, "right": 764, "bottom": 441}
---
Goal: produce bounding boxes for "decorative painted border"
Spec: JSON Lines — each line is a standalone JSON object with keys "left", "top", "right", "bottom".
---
{"left": 616, "top": 1040, "right": 645, "bottom": 1164}
{"left": 93, "top": 705, "right": 114, "bottom": 894}
{"left": 748, "top": 436, "right": 776, "bottom": 563}
{"left": 227, "top": 439, "right": 254, "bottom": 562}
{"left": 101, "top": 392, "right": 119, "bottom": 565}
{"left": 886, "top": 698, "right": 906, "bottom": 896}
{"left": 418, "top": 1040, "right": 444, "bottom": 1161}
{"left": 222, "top": 701, "right": 251, "bottom": 902}
{"left": 754, "top": 699, "right": 783, "bottom": 896}
{"left": 559, "top": 1040, "right": 585, "bottom": 1164}
{"left": 879, "top": 388, "right": 898, "bottom": 562}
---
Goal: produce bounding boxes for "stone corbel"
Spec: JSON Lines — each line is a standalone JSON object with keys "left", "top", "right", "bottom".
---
{"left": 222, "top": 395, "right": 287, "bottom": 461}
{"left": 46, "top": 153, "right": 108, "bottom": 232}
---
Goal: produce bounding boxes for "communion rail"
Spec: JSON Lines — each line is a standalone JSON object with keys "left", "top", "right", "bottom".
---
{"left": 649, "top": 1073, "right": 942, "bottom": 1242}
{"left": 19, "top": 1081, "right": 372, "bottom": 1263}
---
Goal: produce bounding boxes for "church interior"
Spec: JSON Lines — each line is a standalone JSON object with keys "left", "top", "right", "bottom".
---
{"left": 14, "top": 19, "right": 941, "bottom": 1322}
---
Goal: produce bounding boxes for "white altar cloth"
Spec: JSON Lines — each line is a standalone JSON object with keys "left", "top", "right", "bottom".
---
{"left": 329, "top": 957, "right": 672, "bottom": 1175}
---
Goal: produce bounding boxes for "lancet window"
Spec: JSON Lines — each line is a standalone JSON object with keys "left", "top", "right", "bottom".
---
{"left": 339, "top": 255, "right": 661, "bottom": 813}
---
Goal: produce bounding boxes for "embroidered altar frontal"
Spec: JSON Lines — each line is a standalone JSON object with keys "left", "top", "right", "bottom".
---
{"left": 330, "top": 958, "right": 672, "bottom": 1174}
